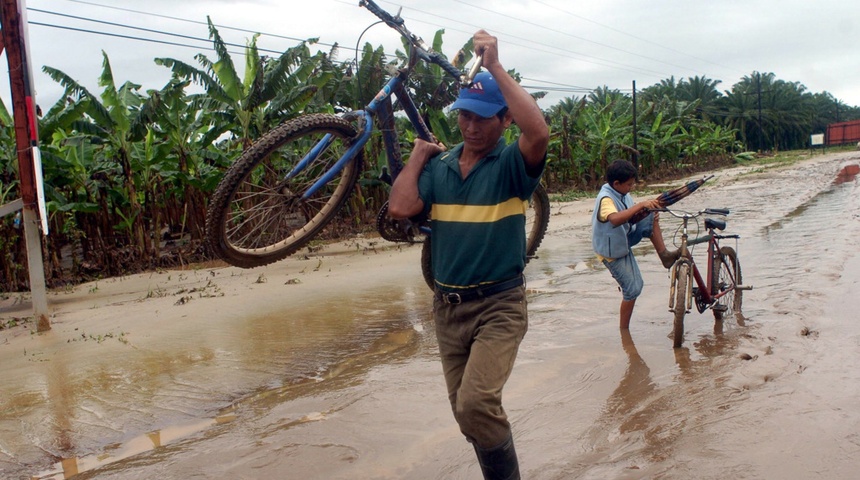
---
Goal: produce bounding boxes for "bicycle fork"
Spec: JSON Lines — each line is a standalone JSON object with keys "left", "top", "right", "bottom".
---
{"left": 668, "top": 260, "right": 693, "bottom": 314}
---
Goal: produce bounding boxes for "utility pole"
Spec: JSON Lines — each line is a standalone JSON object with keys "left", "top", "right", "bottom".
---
{"left": 757, "top": 72, "right": 763, "bottom": 152}
{"left": 631, "top": 80, "right": 638, "bottom": 167}
{"left": 0, "top": 0, "right": 50, "bottom": 331}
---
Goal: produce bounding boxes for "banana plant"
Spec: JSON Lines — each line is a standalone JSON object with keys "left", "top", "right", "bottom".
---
{"left": 43, "top": 51, "right": 156, "bottom": 259}
{"left": 154, "top": 17, "right": 337, "bottom": 151}
{"left": 142, "top": 78, "right": 229, "bottom": 240}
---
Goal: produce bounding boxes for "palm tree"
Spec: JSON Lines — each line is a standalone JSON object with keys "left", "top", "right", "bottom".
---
{"left": 764, "top": 78, "right": 810, "bottom": 150}
{"left": 720, "top": 75, "right": 760, "bottom": 151}
{"left": 677, "top": 75, "right": 722, "bottom": 123}
{"left": 639, "top": 76, "right": 678, "bottom": 103}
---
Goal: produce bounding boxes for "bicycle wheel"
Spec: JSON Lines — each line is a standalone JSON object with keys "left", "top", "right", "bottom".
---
{"left": 420, "top": 184, "right": 551, "bottom": 290}
{"left": 672, "top": 262, "right": 690, "bottom": 348}
{"left": 526, "top": 183, "right": 551, "bottom": 259}
{"left": 421, "top": 235, "right": 434, "bottom": 290}
{"left": 711, "top": 246, "right": 743, "bottom": 321}
{"left": 205, "top": 114, "right": 362, "bottom": 268}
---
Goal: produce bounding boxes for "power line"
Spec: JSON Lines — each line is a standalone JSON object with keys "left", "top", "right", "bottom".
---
{"left": 33, "top": 2, "right": 600, "bottom": 97}
{"left": 32, "top": 0, "right": 674, "bottom": 100}
{"left": 531, "top": 0, "right": 747, "bottom": 77}
{"left": 28, "top": 21, "right": 229, "bottom": 53}
{"left": 453, "top": 0, "right": 705, "bottom": 75}
{"left": 57, "top": 0, "right": 325, "bottom": 47}
{"left": 376, "top": 0, "right": 676, "bottom": 80}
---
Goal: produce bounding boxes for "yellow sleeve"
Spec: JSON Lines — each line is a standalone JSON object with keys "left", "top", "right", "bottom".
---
{"left": 598, "top": 196, "right": 617, "bottom": 223}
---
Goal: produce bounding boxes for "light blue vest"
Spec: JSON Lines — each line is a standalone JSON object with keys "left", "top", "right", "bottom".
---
{"left": 591, "top": 183, "right": 634, "bottom": 259}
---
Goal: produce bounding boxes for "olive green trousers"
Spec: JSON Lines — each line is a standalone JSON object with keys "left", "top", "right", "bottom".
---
{"left": 433, "top": 285, "right": 528, "bottom": 448}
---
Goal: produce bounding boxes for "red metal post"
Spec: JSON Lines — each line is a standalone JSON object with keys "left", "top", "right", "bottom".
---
{"left": 0, "top": 0, "right": 50, "bottom": 330}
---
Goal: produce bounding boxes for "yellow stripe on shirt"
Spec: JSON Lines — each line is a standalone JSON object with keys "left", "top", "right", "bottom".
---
{"left": 431, "top": 197, "right": 528, "bottom": 223}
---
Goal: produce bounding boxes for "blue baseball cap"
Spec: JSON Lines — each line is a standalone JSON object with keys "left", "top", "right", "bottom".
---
{"left": 450, "top": 71, "right": 507, "bottom": 118}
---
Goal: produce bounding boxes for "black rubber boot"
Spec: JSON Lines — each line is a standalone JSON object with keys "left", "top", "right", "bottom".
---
{"left": 473, "top": 434, "right": 521, "bottom": 480}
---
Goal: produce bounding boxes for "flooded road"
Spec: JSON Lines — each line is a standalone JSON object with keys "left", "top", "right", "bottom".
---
{"left": 2, "top": 152, "right": 859, "bottom": 479}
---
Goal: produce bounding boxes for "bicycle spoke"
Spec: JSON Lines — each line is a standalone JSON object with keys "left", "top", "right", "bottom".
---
{"left": 205, "top": 114, "right": 361, "bottom": 267}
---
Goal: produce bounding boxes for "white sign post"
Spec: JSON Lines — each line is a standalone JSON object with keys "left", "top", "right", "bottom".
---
{"left": 810, "top": 133, "right": 825, "bottom": 154}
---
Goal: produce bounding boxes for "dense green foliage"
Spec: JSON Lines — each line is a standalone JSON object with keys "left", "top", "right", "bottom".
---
{"left": 1, "top": 25, "right": 858, "bottom": 290}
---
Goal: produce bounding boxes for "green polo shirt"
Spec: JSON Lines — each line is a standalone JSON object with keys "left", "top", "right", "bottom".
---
{"left": 417, "top": 138, "right": 543, "bottom": 291}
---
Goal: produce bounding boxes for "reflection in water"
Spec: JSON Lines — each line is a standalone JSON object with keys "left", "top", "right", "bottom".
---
{"left": 7, "top": 156, "right": 860, "bottom": 479}
{"left": 834, "top": 163, "right": 859, "bottom": 185}
{"left": 33, "top": 415, "right": 237, "bottom": 480}
{"left": 45, "top": 352, "right": 76, "bottom": 456}
{"left": 578, "top": 330, "right": 666, "bottom": 467}
{"left": 28, "top": 324, "right": 420, "bottom": 479}
{"left": 570, "top": 323, "right": 751, "bottom": 477}
{"left": 603, "top": 330, "right": 657, "bottom": 436}
{"left": 9, "top": 284, "right": 431, "bottom": 479}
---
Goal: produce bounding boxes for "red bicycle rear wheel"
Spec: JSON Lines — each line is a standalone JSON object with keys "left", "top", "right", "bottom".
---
{"left": 711, "top": 246, "right": 743, "bottom": 321}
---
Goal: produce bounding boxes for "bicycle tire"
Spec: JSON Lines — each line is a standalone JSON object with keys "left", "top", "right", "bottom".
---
{"left": 420, "top": 183, "right": 551, "bottom": 290}
{"left": 672, "top": 262, "right": 690, "bottom": 348}
{"left": 526, "top": 183, "right": 551, "bottom": 258}
{"left": 711, "top": 246, "right": 743, "bottom": 321}
{"left": 205, "top": 114, "right": 362, "bottom": 268}
{"left": 421, "top": 235, "right": 433, "bottom": 290}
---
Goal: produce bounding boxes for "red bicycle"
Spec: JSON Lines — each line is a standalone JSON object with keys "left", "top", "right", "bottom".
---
{"left": 660, "top": 207, "right": 753, "bottom": 348}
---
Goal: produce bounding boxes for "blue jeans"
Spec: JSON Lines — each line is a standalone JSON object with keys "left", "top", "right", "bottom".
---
{"left": 626, "top": 212, "right": 654, "bottom": 248}
{"left": 604, "top": 254, "right": 643, "bottom": 301}
{"left": 604, "top": 213, "right": 654, "bottom": 301}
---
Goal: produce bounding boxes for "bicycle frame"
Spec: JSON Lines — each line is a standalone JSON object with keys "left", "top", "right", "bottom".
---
{"left": 293, "top": 67, "right": 432, "bottom": 201}
{"left": 203, "top": 0, "right": 550, "bottom": 270}
{"left": 290, "top": 0, "right": 474, "bottom": 202}
{"left": 668, "top": 210, "right": 740, "bottom": 314}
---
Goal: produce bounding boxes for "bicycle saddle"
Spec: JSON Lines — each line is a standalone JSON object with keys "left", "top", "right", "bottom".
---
{"left": 705, "top": 218, "right": 726, "bottom": 231}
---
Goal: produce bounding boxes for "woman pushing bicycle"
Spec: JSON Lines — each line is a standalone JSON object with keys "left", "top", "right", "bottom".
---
{"left": 389, "top": 29, "right": 548, "bottom": 480}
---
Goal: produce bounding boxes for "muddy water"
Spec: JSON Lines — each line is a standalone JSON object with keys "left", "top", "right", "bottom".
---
{"left": 3, "top": 153, "right": 860, "bottom": 479}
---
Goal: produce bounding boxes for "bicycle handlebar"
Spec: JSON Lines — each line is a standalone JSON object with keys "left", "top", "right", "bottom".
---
{"left": 359, "top": 0, "right": 480, "bottom": 86}
{"left": 655, "top": 207, "right": 731, "bottom": 219}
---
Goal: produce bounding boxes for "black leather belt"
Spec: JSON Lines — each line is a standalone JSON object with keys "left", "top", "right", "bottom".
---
{"left": 436, "top": 275, "right": 525, "bottom": 305}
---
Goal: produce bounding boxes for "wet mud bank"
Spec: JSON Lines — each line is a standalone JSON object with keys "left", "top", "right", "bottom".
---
{"left": 2, "top": 151, "right": 859, "bottom": 479}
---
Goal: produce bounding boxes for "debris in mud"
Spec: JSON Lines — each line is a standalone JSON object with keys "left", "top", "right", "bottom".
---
{"left": 174, "top": 296, "right": 192, "bottom": 306}
{"left": 799, "top": 326, "right": 819, "bottom": 338}
{"left": 255, "top": 273, "right": 267, "bottom": 284}
{"left": 1, "top": 316, "right": 30, "bottom": 331}
{"left": 285, "top": 278, "right": 302, "bottom": 285}
{"left": 739, "top": 353, "right": 757, "bottom": 361}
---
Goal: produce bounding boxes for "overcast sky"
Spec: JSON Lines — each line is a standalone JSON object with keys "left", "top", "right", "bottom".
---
{"left": 4, "top": 0, "right": 859, "bottom": 116}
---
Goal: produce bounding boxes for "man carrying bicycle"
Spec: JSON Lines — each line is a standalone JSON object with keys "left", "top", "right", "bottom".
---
{"left": 389, "top": 29, "right": 548, "bottom": 480}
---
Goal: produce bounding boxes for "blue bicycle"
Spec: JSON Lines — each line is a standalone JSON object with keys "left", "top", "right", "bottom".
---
{"left": 204, "top": 0, "right": 550, "bottom": 286}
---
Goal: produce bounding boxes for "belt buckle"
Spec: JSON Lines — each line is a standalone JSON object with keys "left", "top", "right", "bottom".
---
{"left": 443, "top": 292, "right": 462, "bottom": 305}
